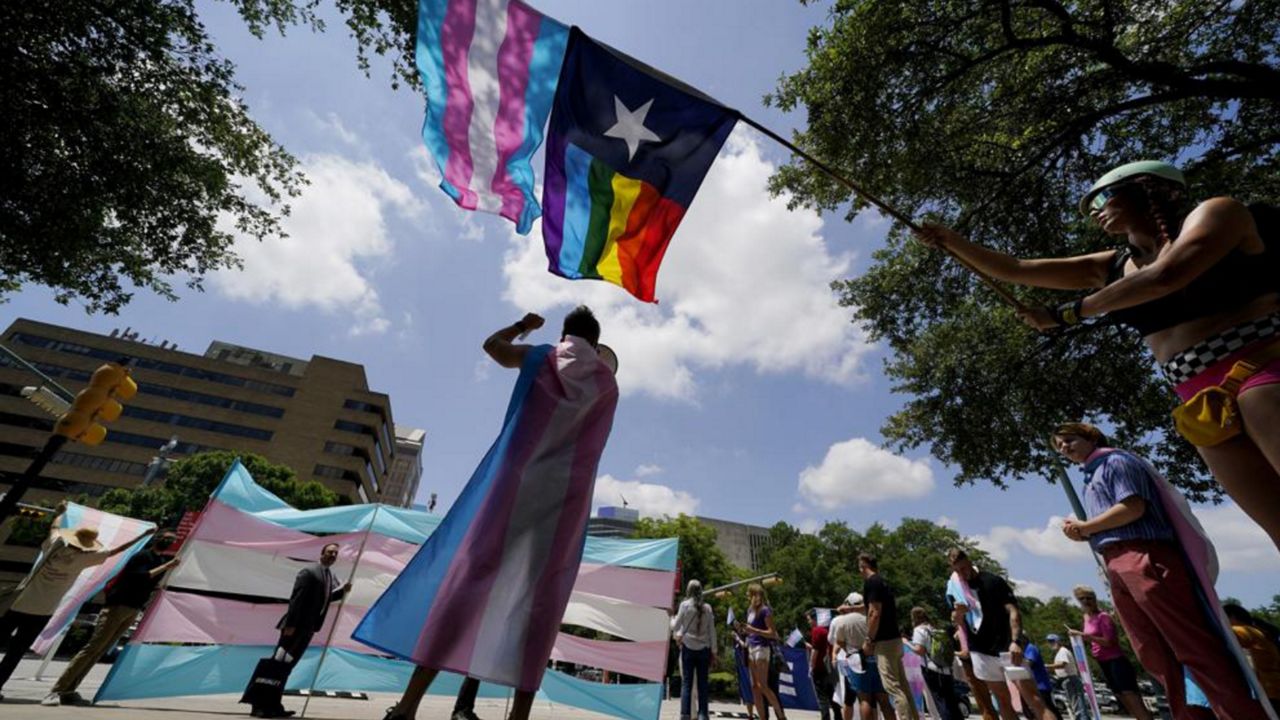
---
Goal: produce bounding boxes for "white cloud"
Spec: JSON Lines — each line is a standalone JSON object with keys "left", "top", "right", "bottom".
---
{"left": 635, "top": 464, "right": 664, "bottom": 477}
{"left": 936, "top": 515, "right": 958, "bottom": 529}
{"left": 1010, "top": 577, "right": 1061, "bottom": 602}
{"left": 1197, "top": 502, "right": 1280, "bottom": 572}
{"left": 972, "top": 516, "right": 1091, "bottom": 563}
{"left": 500, "top": 127, "right": 875, "bottom": 400}
{"left": 213, "top": 154, "right": 419, "bottom": 335}
{"left": 593, "top": 473, "right": 700, "bottom": 518}
{"left": 798, "top": 518, "right": 823, "bottom": 535}
{"left": 797, "top": 437, "right": 934, "bottom": 509}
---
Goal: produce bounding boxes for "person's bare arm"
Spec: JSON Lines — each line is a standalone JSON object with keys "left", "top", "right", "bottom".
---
{"left": 482, "top": 313, "right": 544, "bottom": 368}
{"left": 109, "top": 527, "right": 156, "bottom": 557}
{"left": 863, "top": 602, "right": 882, "bottom": 651}
{"left": 1079, "top": 198, "right": 1253, "bottom": 318}
{"left": 918, "top": 223, "right": 1115, "bottom": 290}
{"left": 1007, "top": 602, "right": 1023, "bottom": 654}
{"left": 1063, "top": 497, "right": 1146, "bottom": 541}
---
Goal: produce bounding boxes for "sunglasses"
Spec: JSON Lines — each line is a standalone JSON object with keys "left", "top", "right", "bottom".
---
{"left": 1089, "top": 183, "right": 1136, "bottom": 212}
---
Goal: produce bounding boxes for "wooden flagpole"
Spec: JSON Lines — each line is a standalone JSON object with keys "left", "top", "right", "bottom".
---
{"left": 300, "top": 503, "right": 381, "bottom": 718}
{"left": 735, "top": 114, "right": 1030, "bottom": 312}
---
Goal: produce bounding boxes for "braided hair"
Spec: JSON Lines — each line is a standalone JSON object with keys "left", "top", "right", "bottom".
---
{"left": 1134, "top": 175, "right": 1192, "bottom": 247}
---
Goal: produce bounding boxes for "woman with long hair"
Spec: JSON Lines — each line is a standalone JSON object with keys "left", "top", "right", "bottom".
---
{"left": 919, "top": 161, "right": 1280, "bottom": 550}
{"left": 672, "top": 580, "right": 716, "bottom": 720}
{"left": 737, "top": 583, "right": 787, "bottom": 720}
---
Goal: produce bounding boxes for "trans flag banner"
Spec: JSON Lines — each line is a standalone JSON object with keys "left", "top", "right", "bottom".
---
{"left": 541, "top": 28, "right": 738, "bottom": 302}
{"left": 28, "top": 503, "right": 155, "bottom": 654}
{"left": 94, "top": 459, "right": 678, "bottom": 720}
{"left": 416, "top": 0, "right": 568, "bottom": 233}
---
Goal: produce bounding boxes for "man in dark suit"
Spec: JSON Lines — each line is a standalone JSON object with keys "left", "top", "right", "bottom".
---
{"left": 250, "top": 542, "right": 351, "bottom": 718}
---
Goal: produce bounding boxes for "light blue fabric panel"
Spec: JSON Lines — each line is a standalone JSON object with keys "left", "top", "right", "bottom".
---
{"left": 257, "top": 504, "right": 443, "bottom": 544}
{"left": 581, "top": 536, "right": 678, "bottom": 571}
{"left": 211, "top": 460, "right": 291, "bottom": 513}
{"left": 539, "top": 668, "right": 663, "bottom": 720}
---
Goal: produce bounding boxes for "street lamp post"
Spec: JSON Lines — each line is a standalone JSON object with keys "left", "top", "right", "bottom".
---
{"left": 142, "top": 435, "right": 181, "bottom": 487}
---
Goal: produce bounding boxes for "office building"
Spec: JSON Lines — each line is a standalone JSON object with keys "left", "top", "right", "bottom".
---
{"left": 0, "top": 318, "right": 395, "bottom": 508}
{"left": 380, "top": 425, "right": 425, "bottom": 508}
{"left": 698, "top": 516, "right": 774, "bottom": 571}
{"left": 586, "top": 505, "right": 640, "bottom": 538}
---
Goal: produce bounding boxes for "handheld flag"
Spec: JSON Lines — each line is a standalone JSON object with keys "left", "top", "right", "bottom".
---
{"left": 726, "top": 607, "right": 736, "bottom": 627}
{"left": 415, "top": 0, "right": 568, "bottom": 233}
{"left": 542, "top": 28, "right": 738, "bottom": 302}
{"left": 786, "top": 628, "right": 804, "bottom": 647}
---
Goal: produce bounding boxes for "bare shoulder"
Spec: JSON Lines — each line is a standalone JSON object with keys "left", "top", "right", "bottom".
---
{"left": 1184, "top": 196, "right": 1262, "bottom": 249}
{"left": 1187, "top": 196, "right": 1253, "bottom": 224}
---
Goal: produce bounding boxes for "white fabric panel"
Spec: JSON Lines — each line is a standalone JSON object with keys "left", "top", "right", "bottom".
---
{"left": 560, "top": 591, "right": 671, "bottom": 643}
{"left": 166, "top": 540, "right": 395, "bottom": 607}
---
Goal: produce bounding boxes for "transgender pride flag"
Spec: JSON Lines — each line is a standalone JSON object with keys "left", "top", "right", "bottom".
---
{"left": 416, "top": 0, "right": 568, "bottom": 233}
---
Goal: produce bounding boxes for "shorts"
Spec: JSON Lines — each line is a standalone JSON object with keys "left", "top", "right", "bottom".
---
{"left": 1172, "top": 336, "right": 1280, "bottom": 402}
{"left": 1099, "top": 656, "right": 1140, "bottom": 694}
{"left": 1003, "top": 665, "right": 1033, "bottom": 683}
{"left": 749, "top": 644, "right": 770, "bottom": 662}
{"left": 969, "top": 651, "right": 1008, "bottom": 683}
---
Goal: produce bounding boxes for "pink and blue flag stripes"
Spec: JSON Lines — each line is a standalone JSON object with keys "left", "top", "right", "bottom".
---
{"left": 354, "top": 337, "right": 619, "bottom": 692}
{"left": 29, "top": 503, "right": 155, "bottom": 654}
{"left": 95, "top": 457, "right": 672, "bottom": 720}
{"left": 417, "top": 0, "right": 568, "bottom": 233}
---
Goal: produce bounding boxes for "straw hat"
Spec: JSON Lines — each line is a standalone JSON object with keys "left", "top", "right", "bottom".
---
{"left": 57, "top": 527, "right": 103, "bottom": 551}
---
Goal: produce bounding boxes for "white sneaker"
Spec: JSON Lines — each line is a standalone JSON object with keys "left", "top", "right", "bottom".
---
{"left": 41, "top": 693, "right": 61, "bottom": 707}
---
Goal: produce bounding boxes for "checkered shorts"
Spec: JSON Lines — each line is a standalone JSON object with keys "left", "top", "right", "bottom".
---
{"left": 1161, "top": 313, "right": 1280, "bottom": 385}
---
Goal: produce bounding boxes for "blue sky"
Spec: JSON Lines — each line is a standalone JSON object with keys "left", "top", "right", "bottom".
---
{"left": 7, "top": 0, "right": 1278, "bottom": 607}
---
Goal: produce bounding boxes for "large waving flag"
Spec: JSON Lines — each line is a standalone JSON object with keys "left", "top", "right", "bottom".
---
{"left": 416, "top": 0, "right": 568, "bottom": 233}
{"left": 541, "top": 28, "right": 738, "bottom": 302}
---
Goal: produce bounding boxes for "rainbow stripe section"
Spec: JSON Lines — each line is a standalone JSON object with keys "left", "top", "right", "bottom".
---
{"left": 549, "top": 143, "right": 684, "bottom": 302}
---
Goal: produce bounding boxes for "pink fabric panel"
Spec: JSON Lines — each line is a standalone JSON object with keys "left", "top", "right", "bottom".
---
{"left": 439, "top": 0, "right": 479, "bottom": 206}
{"left": 134, "top": 590, "right": 370, "bottom": 652}
{"left": 574, "top": 564, "right": 676, "bottom": 609}
{"left": 193, "top": 501, "right": 414, "bottom": 573}
{"left": 549, "top": 633, "right": 668, "bottom": 682}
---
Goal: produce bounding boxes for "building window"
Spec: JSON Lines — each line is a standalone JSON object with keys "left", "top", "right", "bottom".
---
{"left": 0, "top": 441, "right": 38, "bottom": 459}
{"left": 2, "top": 356, "right": 288, "bottom": 419}
{"left": 8, "top": 332, "right": 297, "bottom": 397}
{"left": 51, "top": 450, "right": 148, "bottom": 476}
{"left": 313, "top": 464, "right": 361, "bottom": 483}
{"left": 356, "top": 483, "right": 369, "bottom": 504}
{"left": 334, "top": 419, "right": 375, "bottom": 435}
{"left": 105, "top": 431, "right": 213, "bottom": 455}
{"left": 323, "top": 441, "right": 359, "bottom": 457}
{"left": 342, "top": 399, "right": 382, "bottom": 414}
{"left": 122, "top": 406, "right": 273, "bottom": 441}
{"left": 0, "top": 411, "right": 54, "bottom": 433}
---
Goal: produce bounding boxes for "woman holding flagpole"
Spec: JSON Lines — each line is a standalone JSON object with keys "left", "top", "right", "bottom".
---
{"left": 917, "top": 161, "right": 1280, "bottom": 554}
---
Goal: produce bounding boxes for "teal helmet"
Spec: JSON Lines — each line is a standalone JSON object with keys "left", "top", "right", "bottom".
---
{"left": 1079, "top": 160, "right": 1186, "bottom": 216}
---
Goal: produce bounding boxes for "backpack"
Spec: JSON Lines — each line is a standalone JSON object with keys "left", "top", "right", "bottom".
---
{"left": 928, "top": 626, "right": 955, "bottom": 670}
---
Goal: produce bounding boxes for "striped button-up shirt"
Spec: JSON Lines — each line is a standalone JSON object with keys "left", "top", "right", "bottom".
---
{"left": 1082, "top": 450, "right": 1173, "bottom": 551}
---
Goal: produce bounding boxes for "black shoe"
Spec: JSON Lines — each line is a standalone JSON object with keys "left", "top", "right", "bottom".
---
{"left": 383, "top": 706, "right": 411, "bottom": 720}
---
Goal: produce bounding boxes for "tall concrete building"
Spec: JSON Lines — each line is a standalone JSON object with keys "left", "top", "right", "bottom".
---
{"left": 698, "top": 516, "right": 774, "bottom": 571}
{"left": 0, "top": 318, "right": 395, "bottom": 509}
{"left": 380, "top": 425, "right": 425, "bottom": 508}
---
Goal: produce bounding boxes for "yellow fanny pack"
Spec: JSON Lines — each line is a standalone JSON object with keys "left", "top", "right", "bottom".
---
{"left": 1172, "top": 341, "right": 1280, "bottom": 446}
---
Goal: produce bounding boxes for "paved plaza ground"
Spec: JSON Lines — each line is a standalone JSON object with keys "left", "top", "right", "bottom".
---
{"left": 2, "top": 658, "right": 1131, "bottom": 720}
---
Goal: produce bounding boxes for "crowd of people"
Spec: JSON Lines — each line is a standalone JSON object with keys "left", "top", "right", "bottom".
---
{"left": 2, "top": 156, "right": 1280, "bottom": 720}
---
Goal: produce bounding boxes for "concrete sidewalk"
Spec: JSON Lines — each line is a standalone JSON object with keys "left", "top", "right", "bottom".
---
{"left": 0, "top": 658, "right": 769, "bottom": 720}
